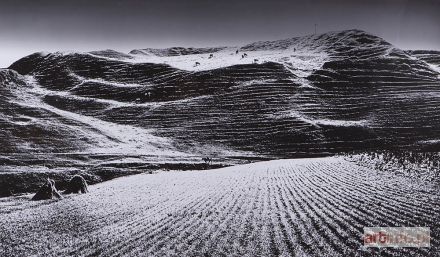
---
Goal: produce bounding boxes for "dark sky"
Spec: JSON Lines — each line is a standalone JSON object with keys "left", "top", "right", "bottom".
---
{"left": 1, "top": 0, "right": 439, "bottom": 67}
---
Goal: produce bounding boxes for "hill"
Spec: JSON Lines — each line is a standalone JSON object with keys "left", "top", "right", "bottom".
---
{"left": 0, "top": 29, "right": 439, "bottom": 181}
{"left": 6, "top": 30, "right": 440, "bottom": 159}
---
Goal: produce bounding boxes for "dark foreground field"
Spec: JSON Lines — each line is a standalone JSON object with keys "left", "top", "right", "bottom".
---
{"left": 1, "top": 157, "right": 438, "bottom": 257}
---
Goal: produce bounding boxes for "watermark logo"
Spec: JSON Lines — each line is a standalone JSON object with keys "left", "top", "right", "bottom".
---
{"left": 363, "top": 227, "right": 430, "bottom": 248}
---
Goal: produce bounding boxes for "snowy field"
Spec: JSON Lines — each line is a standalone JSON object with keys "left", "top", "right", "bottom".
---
{"left": 1, "top": 157, "right": 438, "bottom": 256}
{"left": 127, "top": 47, "right": 328, "bottom": 78}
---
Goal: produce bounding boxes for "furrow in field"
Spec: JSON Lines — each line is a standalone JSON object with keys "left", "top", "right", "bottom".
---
{"left": 1, "top": 157, "right": 438, "bottom": 257}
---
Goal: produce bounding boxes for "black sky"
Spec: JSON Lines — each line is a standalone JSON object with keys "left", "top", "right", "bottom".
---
{"left": 1, "top": 0, "right": 439, "bottom": 67}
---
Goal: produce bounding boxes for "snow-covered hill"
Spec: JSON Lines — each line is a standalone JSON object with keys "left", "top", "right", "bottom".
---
{"left": 2, "top": 29, "right": 440, "bottom": 165}
{"left": 125, "top": 29, "right": 439, "bottom": 80}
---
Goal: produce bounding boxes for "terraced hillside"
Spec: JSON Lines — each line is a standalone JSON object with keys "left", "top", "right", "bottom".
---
{"left": 406, "top": 50, "right": 440, "bottom": 69}
{"left": 3, "top": 29, "right": 440, "bottom": 160}
{"left": 1, "top": 157, "right": 438, "bottom": 256}
{"left": 0, "top": 68, "right": 189, "bottom": 163}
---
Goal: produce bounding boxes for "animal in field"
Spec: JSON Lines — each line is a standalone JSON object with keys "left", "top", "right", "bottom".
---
{"left": 209, "top": 54, "right": 214, "bottom": 59}
{"left": 253, "top": 59, "right": 259, "bottom": 64}
{"left": 241, "top": 53, "right": 248, "bottom": 58}
{"left": 194, "top": 61, "right": 201, "bottom": 67}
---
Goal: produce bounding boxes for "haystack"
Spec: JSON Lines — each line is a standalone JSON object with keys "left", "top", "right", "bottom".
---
{"left": 64, "top": 175, "right": 89, "bottom": 194}
{"left": 32, "top": 178, "right": 62, "bottom": 201}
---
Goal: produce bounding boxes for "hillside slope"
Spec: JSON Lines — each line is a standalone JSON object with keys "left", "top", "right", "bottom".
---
{"left": 4, "top": 29, "right": 440, "bottom": 160}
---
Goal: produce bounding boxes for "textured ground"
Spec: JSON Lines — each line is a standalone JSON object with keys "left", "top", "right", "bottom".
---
{"left": 1, "top": 157, "right": 438, "bottom": 257}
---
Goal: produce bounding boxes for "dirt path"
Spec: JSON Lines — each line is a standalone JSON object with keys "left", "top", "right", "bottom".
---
{"left": 0, "top": 157, "right": 439, "bottom": 256}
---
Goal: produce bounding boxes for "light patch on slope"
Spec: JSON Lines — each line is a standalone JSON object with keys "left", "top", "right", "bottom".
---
{"left": 313, "top": 119, "right": 369, "bottom": 127}
{"left": 418, "top": 139, "right": 440, "bottom": 144}
{"left": 270, "top": 110, "right": 369, "bottom": 127}
{"left": 41, "top": 87, "right": 210, "bottom": 110}
{"left": 391, "top": 91, "right": 440, "bottom": 99}
{"left": 427, "top": 63, "right": 440, "bottom": 76}
{"left": 69, "top": 73, "right": 150, "bottom": 89}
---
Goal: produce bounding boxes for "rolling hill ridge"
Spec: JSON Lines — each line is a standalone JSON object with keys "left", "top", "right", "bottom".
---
{"left": 3, "top": 29, "right": 440, "bottom": 162}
